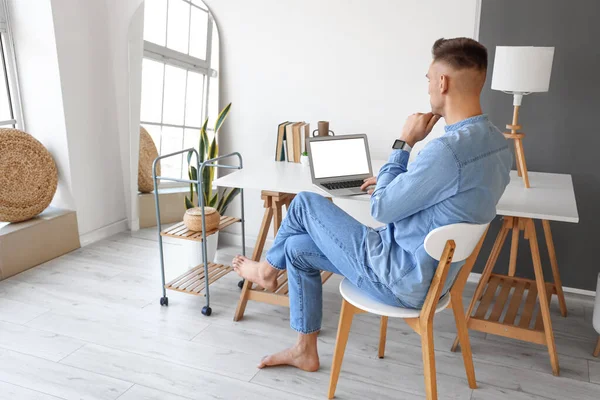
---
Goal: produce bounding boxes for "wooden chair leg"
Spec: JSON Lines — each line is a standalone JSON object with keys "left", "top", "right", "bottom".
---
{"left": 542, "top": 220, "right": 567, "bottom": 317}
{"left": 421, "top": 322, "right": 437, "bottom": 400}
{"left": 378, "top": 316, "right": 388, "bottom": 359}
{"left": 450, "top": 294, "right": 477, "bottom": 389}
{"left": 328, "top": 299, "right": 358, "bottom": 399}
{"left": 593, "top": 336, "right": 600, "bottom": 357}
{"left": 452, "top": 218, "right": 511, "bottom": 351}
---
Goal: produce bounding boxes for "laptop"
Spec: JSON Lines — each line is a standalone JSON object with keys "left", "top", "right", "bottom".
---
{"left": 306, "top": 134, "right": 373, "bottom": 196}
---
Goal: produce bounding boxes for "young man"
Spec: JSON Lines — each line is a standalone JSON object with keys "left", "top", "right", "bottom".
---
{"left": 233, "top": 37, "right": 512, "bottom": 372}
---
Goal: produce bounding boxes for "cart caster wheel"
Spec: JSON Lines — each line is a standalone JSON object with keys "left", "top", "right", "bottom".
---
{"left": 202, "top": 306, "right": 212, "bottom": 316}
{"left": 237, "top": 279, "right": 244, "bottom": 289}
{"left": 160, "top": 297, "right": 169, "bottom": 306}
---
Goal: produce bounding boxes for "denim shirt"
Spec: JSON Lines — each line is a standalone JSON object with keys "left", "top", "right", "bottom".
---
{"left": 366, "top": 115, "right": 512, "bottom": 308}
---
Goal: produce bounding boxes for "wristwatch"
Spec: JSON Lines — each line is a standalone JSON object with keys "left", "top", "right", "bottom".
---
{"left": 392, "top": 139, "right": 412, "bottom": 153}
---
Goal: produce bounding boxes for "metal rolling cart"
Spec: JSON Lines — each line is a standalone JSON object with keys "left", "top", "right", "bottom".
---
{"left": 152, "top": 149, "right": 245, "bottom": 316}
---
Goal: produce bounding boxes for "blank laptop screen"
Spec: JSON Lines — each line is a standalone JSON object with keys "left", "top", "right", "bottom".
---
{"left": 310, "top": 137, "right": 370, "bottom": 179}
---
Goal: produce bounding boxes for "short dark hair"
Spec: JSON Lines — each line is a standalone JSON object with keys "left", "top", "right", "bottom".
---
{"left": 432, "top": 38, "right": 488, "bottom": 71}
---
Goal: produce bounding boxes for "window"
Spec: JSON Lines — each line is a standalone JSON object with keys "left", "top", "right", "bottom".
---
{"left": 0, "top": 1, "right": 23, "bottom": 129}
{"left": 141, "top": 0, "right": 215, "bottom": 182}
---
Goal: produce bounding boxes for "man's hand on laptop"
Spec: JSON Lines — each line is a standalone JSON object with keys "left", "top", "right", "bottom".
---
{"left": 399, "top": 112, "right": 441, "bottom": 147}
{"left": 361, "top": 177, "right": 377, "bottom": 195}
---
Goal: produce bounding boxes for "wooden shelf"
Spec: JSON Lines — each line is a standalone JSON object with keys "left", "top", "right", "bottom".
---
{"left": 165, "top": 262, "right": 232, "bottom": 296}
{"left": 467, "top": 274, "right": 555, "bottom": 345}
{"left": 160, "top": 216, "right": 240, "bottom": 242}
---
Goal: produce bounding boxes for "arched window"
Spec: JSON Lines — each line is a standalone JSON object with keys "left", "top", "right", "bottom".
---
{"left": 140, "top": 0, "right": 217, "bottom": 181}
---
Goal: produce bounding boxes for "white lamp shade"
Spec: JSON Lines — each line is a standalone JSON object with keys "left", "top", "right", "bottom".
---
{"left": 491, "top": 46, "right": 555, "bottom": 93}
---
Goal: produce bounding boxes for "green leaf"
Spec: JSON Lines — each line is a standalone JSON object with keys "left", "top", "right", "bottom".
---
{"left": 208, "top": 137, "right": 218, "bottom": 159}
{"left": 209, "top": 192, "right": 219, "bottom": 207}
{"left": 199, "top": 118, "right": 209, "bottom": 163}
{"left": 218, "top": 187, "right": 240, "bottom": 215}
{"left": 216, "top": 188, "right": 227, "bottom": 211}
{"left": 213, "top": 103, "right": 231, "bottom": 134}
{"left": 189, "top": 165, "right": 198, "bottom": 181}
{"left": 202, "top": 165, "right": 211, "bottom": 202}
{"left": 188, "top": 165, "right": 199, "bottom": 205}
{"left": 199, "top": 136, "right": 205, "bottom": 163}
{"left": 206, "top": 138, "right": 218, "bottom": 197}
{"left": 186, "top": 150, "right": 193, "bottom": 165}
{"left": 187, "top": 167, "right": 194, "bottom": 200}
{"left": 184, "top": 196, "right": 195, "bottom": 210}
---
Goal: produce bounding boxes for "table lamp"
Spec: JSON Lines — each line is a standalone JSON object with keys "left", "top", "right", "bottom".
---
{"left": 491, "top": 46, "right": 555, "bottom": 188}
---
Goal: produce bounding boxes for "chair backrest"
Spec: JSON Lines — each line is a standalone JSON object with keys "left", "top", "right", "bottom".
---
{"left": 424, "top": 223, "right": 490, "bottom": 262}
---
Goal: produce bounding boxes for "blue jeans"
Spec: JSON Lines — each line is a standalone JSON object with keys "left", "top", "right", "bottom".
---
{"left": 265, "top": 192, "right": 405, "bottom": 334}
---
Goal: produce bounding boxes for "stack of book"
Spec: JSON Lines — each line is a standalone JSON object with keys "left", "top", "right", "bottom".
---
{"left": 275, "top": 121, "right": 310, "bottom": 162}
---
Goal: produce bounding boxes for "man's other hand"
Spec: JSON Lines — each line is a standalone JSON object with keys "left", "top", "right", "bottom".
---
{"left": 400, "top": 112, "right": 441, "bottom": 147}
{"left": 361, "top": 177, "right": 376, "bottom": 195}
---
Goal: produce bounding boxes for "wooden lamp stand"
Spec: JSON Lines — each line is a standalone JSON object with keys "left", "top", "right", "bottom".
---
{"left": 504, "top": 93, "right": 530, "bottom": 188}
{"left": 491, "top": 47, "right": 556, "bottom": 189}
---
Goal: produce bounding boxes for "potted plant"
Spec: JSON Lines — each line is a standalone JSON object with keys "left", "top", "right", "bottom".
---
{"left": 183, "top": 103, "right": 240, "bottom": 267}
{"left": 300, "top": 151, "right": 310, "bottom": 166}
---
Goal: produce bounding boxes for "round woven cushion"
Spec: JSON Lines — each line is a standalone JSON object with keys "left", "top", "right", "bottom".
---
{"left": 0, "top": 128, "right": 58, "bottom": 223}
{"left": 138, "top": 126, "right": 160, "bottom": 193}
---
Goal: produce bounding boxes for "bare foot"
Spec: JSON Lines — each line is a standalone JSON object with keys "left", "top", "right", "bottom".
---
{"left": 232, "top": 255, "right": 279, "bottom": 292}
{"left": 258, "top": 344, "right": 320, "bottom": 372}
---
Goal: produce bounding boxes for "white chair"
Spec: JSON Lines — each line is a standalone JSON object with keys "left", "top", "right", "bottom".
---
{"left": 327, "top": 223, "right": 489, "bottom": 400}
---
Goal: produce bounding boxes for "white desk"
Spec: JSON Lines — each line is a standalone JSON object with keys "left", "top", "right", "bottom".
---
{"left": 497, "top": 171, "right": 578, "bottom": 223}
{"left": 214, "top": 159, "right": 331, "bottom": 195}
{"left": 215, "top": 161, "right": 578, "bottom": 376}
{"left": 214, "top": 161, "right": 579, "bottom": 224}
{"left": 214, "top": 160, "right": 385, "bottom": 228}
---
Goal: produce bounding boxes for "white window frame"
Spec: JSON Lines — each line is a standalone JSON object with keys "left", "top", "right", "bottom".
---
{"left": 0, "top": 0, "right": 24, "bottom": 130}
{"left": 141, "top": 0, "right": 216, "bottom": 186}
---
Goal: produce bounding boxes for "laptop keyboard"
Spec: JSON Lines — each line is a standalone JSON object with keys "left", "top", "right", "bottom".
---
{"left": 322, "top": 179, "right": 365, "bottom": 190}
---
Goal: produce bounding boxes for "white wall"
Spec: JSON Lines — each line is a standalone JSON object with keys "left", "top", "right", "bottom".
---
{"left": 125, "top": 3, "right": 145, "bottom": 232}
{"left": 8, "top": 0, "right": 480, "bottom": 245}
{"left": 8, "top": 0, "right": 76, "bottom": 212}
{"left": 203, "top": 0, "right": 480, "bottom": 241}
{"left": 104, "top": 0, "right": 145, "bottom": 232}
{"left": 9, "top": 0, "right": 144, "bottom": 242}
{"left": 50, "top": 0, "right": 127, "bottom": 239}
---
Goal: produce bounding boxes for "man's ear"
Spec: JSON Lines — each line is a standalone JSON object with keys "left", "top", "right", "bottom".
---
{"left": 439, "top": 74, "right": 449, "bottom": 95}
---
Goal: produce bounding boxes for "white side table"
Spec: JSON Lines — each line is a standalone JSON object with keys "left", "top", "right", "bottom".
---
{"left": 452, "top": 171, "right": 578, "bottom": 377}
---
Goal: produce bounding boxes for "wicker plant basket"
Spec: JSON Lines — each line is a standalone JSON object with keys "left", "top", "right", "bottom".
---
{"left": 183, "top": 206, "right": 220, "bottom": 232}
{"left": 0, "top": 128, "right": 58, "bottom": 223}
{"left": 138, "top": 126, "right": 160, "bottom": 193}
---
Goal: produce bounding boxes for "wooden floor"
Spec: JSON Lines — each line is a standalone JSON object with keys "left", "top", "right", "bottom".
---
{"left": 0, "top": 229, "right": 599, "bottom": 399}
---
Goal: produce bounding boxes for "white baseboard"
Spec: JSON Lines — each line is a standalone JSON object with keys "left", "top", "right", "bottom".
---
{"left": 80, "top": 219, "right": 128, "bottom": 247}
{"left": 221, "top": 233, "right": 596, "bottom": 297}
{"left": 561, "top": 287, "right": 596, "bottom": 297}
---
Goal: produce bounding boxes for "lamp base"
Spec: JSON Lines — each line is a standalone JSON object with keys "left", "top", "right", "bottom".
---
{"left": 504, "top": 105, "right": 530, "bottom": 188}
